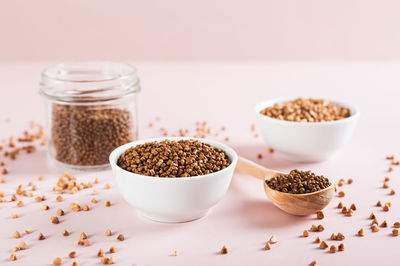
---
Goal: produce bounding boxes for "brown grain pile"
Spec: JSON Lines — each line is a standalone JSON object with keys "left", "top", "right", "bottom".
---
{"left": 51, "top": 104, "right": 134, "bottom": 166}
{"left": 266, "top": 170, "right": 331, "bottom": 194}
{"left": 260, "top": 98, "right": 351, "bottom": 122}
{"left": 117, "top": 139, "right": 231, "bottom": 177}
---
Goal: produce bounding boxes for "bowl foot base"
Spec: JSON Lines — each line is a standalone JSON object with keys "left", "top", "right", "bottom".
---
{"left": 138, "top": 209, "right": 209, "bottom": 223}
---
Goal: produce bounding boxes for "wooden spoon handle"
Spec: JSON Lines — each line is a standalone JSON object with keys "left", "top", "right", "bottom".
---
{"left": 235, "top": 156, "right": 282, "bottom": 181}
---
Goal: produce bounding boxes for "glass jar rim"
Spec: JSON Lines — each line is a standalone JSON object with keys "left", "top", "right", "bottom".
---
{"left": 39, "top": 61, "right": 140, "bottom": 103}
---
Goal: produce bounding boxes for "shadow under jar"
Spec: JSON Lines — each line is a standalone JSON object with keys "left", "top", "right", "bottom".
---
{"left": 39, "top": 62, "right": 140, "bottom": 170}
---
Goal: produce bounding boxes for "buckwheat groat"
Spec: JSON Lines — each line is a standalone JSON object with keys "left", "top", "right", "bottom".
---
{"left": 266, "top": 170, "right": 331, "bottom": 194}
{"left": 260, "top": 98, "right": 351, "bottom": 122}
{"left": 51, "top": 104, "right": 134, "bottom": 166}
{"left": 118, "top": 140, "right": 231, "bottom": 177}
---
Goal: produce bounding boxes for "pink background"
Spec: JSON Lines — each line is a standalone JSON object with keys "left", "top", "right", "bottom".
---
{"left": 1, "top": 1, "right": 400, "bottom": 265}
{"left": 0, "top": 62, "right": 400, "bottom": 265}
{"left": 1, "top": 0, "right": 400, "bottom": 61}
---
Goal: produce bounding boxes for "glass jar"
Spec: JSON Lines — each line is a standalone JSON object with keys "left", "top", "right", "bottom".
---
{"left": 39, "top": 62, "right": 140, "bottom": 170}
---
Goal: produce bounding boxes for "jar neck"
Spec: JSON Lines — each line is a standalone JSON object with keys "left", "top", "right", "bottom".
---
{"left": 39, "top": 62, "right": 140, "bottom": 103}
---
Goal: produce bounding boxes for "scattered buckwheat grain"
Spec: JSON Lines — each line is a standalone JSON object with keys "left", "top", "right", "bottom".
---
{"left": 336, "top": 233, "right": 345, "bottom": 240}
{"left": 51, "top": 216, "right": 59, "bottom": 224}
{"left": 18, "top": 241, "right": 27, "bottom": 250}
{"left": 371, "top": 218, "right": 379, "bottom": 226}
{"left": 9, "top": 253, "right": 17, "bottom": 261}
{"left": 319, "top": 241, "right": 328, "bottom": 249}
{"left": 80, "top": 232, "right": 87, "bottom": 240}
{"left": 97, "top": 249, "right": 105, "bottom": 257}
{"left": 117, "top": 234, "right": 124, "bottom": 241}
{"left": 269, "top": 235, "right": 277, "bottom": 244}
{"left": 371, "top": 224, "right": 380, "bottom": 232}
{"left": 13, "top": 231, "right": 21, "bottom": 238}
{"left": 71, "top": 203, "right": 81, "bottom": 212}
{"left": 310, "top": 224, "right": 318, "bottom": 232}
{"left": 330, "top": 245, "right": 337, "bottom": 253}
{"left": 53, "top": 257, "right": 62, "bottom": 265}
{"left": 221, "top": 245, "right": 228, "bottom": 254}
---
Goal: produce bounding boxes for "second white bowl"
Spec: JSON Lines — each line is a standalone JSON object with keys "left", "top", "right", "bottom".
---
{"left": 109, "top": 137, "right": 238, "bottom": 223}
{"left": 255, "top": 98, "right": 360, "bottom": 162}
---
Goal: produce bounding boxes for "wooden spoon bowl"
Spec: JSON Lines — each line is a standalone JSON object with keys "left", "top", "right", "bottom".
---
{"left": 236, "top": 157, "right": 335, "bottom": 216}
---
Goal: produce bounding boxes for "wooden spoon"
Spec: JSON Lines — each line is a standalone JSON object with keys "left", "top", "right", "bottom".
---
{"left": 235, "top": 157, "right": 335, "bottom": 216}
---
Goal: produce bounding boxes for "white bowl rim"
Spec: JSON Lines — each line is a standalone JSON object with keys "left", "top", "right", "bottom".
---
{"left": 109, "top": 137, "right": 238, "bottom": 181}
{"left": 254, "top": 97, "right": 360, "bottom": 125}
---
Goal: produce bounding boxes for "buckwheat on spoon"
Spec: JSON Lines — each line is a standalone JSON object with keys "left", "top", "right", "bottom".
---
{"left": 236, "top": 157, "right": 334, "bottom": 215}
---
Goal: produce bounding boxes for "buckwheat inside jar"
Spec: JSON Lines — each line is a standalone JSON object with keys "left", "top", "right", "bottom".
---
{"left": 40, "top": 62, "right": 140, "bottom": 169}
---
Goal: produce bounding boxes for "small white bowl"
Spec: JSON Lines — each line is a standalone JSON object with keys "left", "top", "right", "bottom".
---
{"left": 255, "top": 98, "right": 360, "bottom": 162}
{"left": 109, "top": 137, "right": 238, "bottom": 223}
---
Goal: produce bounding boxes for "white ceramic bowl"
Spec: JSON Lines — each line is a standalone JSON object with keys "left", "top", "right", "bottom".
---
{"left": 255, "top": 98, "right": 360, "bottom": 162}
{"left": 109, "top": 137, "right": 238, "bottom": 223}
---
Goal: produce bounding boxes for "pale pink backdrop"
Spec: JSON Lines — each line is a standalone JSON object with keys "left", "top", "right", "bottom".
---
{"left": 1, "top": 1, "right": 400, "bottom": 265}
{"left": 1, "top": 0, "right": 400, "bottom": 61}
{"left": 1, "top": 62, "right": 400, "bottom": 265}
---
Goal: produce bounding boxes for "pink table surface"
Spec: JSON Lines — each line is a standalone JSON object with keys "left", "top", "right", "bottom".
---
{"left": 0, "top": 62, "right": 400, "bottom": 266}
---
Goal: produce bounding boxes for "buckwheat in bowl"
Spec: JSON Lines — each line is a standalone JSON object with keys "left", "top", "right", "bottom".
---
{"left": 255, "top": 97, "right": 359, "bottom": 162}
{"left": 109, "top": 137, "right": 237, "bottom": 223}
